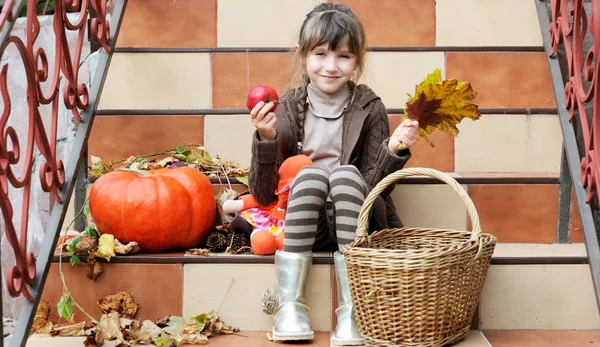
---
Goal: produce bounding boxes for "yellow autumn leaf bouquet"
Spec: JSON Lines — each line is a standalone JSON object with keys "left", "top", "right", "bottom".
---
{"left": 400, "top": 68, "right": 481, "bottom": 147}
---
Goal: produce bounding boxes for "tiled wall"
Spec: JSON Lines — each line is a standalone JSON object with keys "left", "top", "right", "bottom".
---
{"left": 90, "top": 0, "right": 571, "bottom": 243}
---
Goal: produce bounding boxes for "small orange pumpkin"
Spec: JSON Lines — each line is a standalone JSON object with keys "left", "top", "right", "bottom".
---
{"left": 89, "top": 167, "right": 216, "bottom": 252}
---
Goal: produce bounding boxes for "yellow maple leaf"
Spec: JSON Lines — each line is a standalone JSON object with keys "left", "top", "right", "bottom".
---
{"left": 401, "top": 69, "right": 480, "bottom": 147}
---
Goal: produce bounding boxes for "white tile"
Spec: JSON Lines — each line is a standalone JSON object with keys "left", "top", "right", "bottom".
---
{"left": 100, "top": 53, "right": 211, "bottom": 109}
{"left": 436, "top": 0, "right": 543, "bottom": 46}
{"left": 183, "top": 264, "right": 332, "bottom": 331}
{"left": 480, "top": 265, "right": 600, "bottom": 329}
{"left": 203, "top": 115, "right": 255, "bottom": 168}
{"left": 493, "top": 243, "right": 588, "bottom": 259}
{"left": 217, "top": 0, "right": 322, "bottom": 47}
{"left": 455, "top": 115, "right": 562, "bottom": 173}
{"left": 390, "top": 184, "right": 468, "bottom": 231}
{"left": 362, "top": 52, "right": 445, "bottom": 108}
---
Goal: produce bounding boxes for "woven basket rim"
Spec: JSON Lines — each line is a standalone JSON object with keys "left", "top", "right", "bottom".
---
{"left": 345, "top": 232, "right": 497, "bottom": 260}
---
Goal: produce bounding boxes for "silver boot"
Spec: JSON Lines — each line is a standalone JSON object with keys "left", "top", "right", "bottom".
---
{"left": 271, "top": 250, "right": 314, "bottom": 341}
{"left": 332, "top": 251, "right": 364, "bottom": 346}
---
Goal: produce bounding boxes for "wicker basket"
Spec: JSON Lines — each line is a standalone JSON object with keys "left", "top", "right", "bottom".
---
{"left": 344, "top": 168, "right": 496, "bottom": 347}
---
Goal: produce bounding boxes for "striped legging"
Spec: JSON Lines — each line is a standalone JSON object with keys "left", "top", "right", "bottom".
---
{"left": 283, "top": 165, "right": 368, "bottom": 254}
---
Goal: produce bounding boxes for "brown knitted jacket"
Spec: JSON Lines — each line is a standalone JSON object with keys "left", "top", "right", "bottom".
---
{"left": 248, "top": 82, "right": 411, "bottom": 232}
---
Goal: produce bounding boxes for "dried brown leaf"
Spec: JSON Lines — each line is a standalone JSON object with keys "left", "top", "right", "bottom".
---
{"left": 155, "top": 316, "right": 171, "bottom": 328}
{"left": 114, "top": 239, "right": 140, "bottom": 255}
{"left": 188, "top": 248, "right": 210, "bottom": 256}
{"left": 53, "top": 321, "right": 86, "bottom": 336}
{"left": 32, "top": 300, "right": 52, "bottom": 333}
{"left": 98, "top": 312, "right": 123, "bottom": 341}
{"left": 139, "top": 320, "right": 162, "bottom": 342}
{"left": 176, "top": 333, "right": 208, "bottom": 345}
{"left": 86, "top": 256, "right": 104, "bottom": 281}
{"left": 98, "top": 292, "right": 139, "bottom": 317}
{"left": 157, "top": 157, "right": 174, "bottom": 167}
{"left": 75, "top": 236, "right": 98, "bottom": 254}
{"left": 84, "top": 327, "right": 104, "bottom": 347}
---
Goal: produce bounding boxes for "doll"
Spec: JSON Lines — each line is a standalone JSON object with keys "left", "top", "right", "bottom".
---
{"left": 222, "top": 155, "right": 314, "bottom": 255}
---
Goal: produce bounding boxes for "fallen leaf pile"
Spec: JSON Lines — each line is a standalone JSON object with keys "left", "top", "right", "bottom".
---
{"left": 83, "top": 292, "right": 239, "bottom": 347}
{"left": 31, "top": 300, "right": 86, "bottom": 337}
{"left": 88, "top": 145, "right": 249, "bottom": 184}
{"left": 402, "top": 68, "right": 481, "bottom": 147}
{"left": 57, "top": 228, "right": 140, "bottom": 280}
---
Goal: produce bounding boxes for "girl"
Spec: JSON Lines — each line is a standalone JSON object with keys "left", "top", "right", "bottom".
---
{"left": 248, "top": 3, "right": 419, "bottom": 345}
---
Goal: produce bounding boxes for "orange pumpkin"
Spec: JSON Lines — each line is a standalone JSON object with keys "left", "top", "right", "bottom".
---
{"left": 89, "top": 167, "right": 216, "bottom": 252}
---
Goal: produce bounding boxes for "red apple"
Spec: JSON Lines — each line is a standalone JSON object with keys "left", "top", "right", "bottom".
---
{"left": 247, "top": 85, "right": 279, "bottom": 112}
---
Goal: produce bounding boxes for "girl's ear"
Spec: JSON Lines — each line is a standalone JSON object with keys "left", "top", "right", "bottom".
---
{"left": 294, "top": 43, "right": 299, "bottom": 52}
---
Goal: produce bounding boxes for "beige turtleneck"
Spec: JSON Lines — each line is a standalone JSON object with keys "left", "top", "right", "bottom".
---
{"left": 302, "top": 83, "right": 350, "bottom": 173}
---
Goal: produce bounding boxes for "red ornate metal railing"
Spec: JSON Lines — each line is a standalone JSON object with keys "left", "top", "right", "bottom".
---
{"left": 549, "top": 0, "right": 600, "bottom": 203}
{"left": 0, "top": 0, "right": 125, "bottom": 345}
{"left": 537, "top": 0, "right": 600, "bottom": 311}
{"left": 0, "top": 0, "right": 108, "bottom": 302}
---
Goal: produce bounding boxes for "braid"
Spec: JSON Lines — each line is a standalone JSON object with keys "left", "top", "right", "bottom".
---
{"left": 296, "top": 78, "right": 309, "bottom": 149}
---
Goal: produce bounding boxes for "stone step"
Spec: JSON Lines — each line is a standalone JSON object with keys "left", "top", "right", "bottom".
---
{"left": 24, "top": 330, "right": 489, "bottom": 346}
{"left": 39, "top": 244, "right": 598, "bottom": 334}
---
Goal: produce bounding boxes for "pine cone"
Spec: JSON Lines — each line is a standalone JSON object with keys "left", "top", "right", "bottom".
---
{"left": 206, "top": 231, "right": 227, "bottom": 253}
{"left": 261, "top": 289, "right": 279, "bottom": 315}
{"left": 226, "top": 231, "right": 249, "bottom": 253}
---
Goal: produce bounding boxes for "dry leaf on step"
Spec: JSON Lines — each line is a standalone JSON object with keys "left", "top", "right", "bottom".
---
{"left": 121, "top": 318, "right": 155, "bottom": 344}
{"left": 190, "top": 312, "right": 238, "bottom": 337}
{"left": 114, "top": 239, "right": 140, "bottom": 255}
{"left": 188, "top": 248, "right": 210, "bottom": 256}
{"left": 53, "top": 321, "right": 86, "bottom": 336}
{"left": 98, "top": 292, "right": 139, "bottom": 317}
{"left": 83, "top": 327, "right": 104, "bottom": 347}
{"left": 75, "top": 236, "right": 98, "bottom": 254}
{"left": 157, "top": 157, "right": 174, "bottom": 168}
{"left": 32, "top": 300, "right": 52, "bottom": 334}
{"left": 133, "top": 320, "right": 162, "bottom": 343}
{"left": 95, "top": 234, "right": 116, "bottom": 261}
{"left": 86, "top": 255, "right": 104, "bottom": 281}
{"left": 176, "top": 333, "right": 208, "bottom": 345}
{"left": 98, "top": 312, "right": 123, "bottom": 341}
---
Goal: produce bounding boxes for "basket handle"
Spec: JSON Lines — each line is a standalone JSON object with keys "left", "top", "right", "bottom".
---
{"left": 356, "top": 167, "right": 484, "bottom": 259}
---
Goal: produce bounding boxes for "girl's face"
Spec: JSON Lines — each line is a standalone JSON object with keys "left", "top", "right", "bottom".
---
{"left": 304, "top": 42, "right": 357, "bottom": 94}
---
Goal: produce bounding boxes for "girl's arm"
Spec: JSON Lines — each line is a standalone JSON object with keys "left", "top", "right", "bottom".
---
{"left": 248, "top": 130, "right": 279, "bottom": 206}
{"left": 361, "top": 101, "right": 411, "bottom": 199}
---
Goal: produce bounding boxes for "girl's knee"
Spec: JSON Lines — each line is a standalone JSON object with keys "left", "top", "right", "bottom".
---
{"left": 330, "top": 165, "right": 362, "bottom": 181}
{"left": 329, "top": 166, "right": 367, "bottom": 195}
{"left": 290, "top": 166, "right": 330, "bottom": 199}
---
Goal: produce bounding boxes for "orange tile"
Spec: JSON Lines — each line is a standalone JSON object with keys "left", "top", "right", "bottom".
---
{"left": 389, "top": 115, "right": 455, "bottom": 172}
{"left": 88, "top": 116, "right": 204, "bottom": 164}
{"left": 468, "top": 185, "right": 559, "bottom": 243}
{"left": 212, "top": 53, "right": 292, "bottom": 109}
{"left": 446, "top": 53, "right": 556, "bottom": 109}
{"left": 41, "top": 263, "right": 183, "bottom": 322}
{"left": 330, "top": 0, "right": 435, "bottom": 46}
{"left": 570, "top": 190, "right": 584, "bottom": 243}
{"left": 116, "top": 0, "right": 217, "bottom": 48}
{"left": 483, "top": 329, "right": 600, "bottom": 347}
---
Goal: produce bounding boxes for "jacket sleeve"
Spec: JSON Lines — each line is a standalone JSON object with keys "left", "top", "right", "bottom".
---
{"left": 248, "top": 130, "right": 279, "bottom": 206}
{"left": 361, "top": 100, "right": 411, "bottom": 199}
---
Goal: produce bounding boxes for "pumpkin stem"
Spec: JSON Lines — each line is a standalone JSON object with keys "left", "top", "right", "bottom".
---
{"left": 116, "top": 167, "right": 152, "bottom": 177}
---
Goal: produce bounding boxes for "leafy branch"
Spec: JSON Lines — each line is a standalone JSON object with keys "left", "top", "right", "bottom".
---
{"left": 88, "top": 144, "right": 249, "bottom": 185}
{"left": 57, "top": 200, "right": 136, "bottom": 347}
